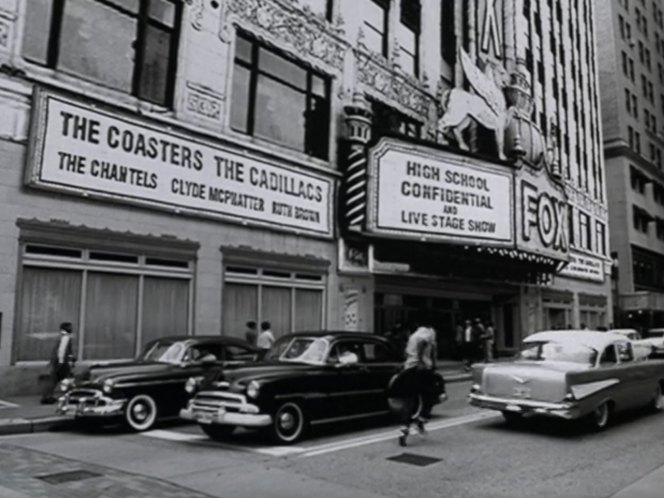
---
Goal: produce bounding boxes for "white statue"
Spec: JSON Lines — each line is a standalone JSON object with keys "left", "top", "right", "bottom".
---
{"left": 437, "top": 49, "right": 510, "bottom": 160}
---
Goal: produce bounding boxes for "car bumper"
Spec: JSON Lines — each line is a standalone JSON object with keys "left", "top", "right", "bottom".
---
{"left": 57, "top": 393, "right": 126, "bottom": 418}
{"left": 180, "top": 406, "right": 272, "bottom": 427}
{"left": 468, "top": 393, "right": 581, "bottom": 419}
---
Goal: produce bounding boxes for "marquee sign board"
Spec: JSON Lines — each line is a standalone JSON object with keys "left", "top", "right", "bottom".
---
{"left": 26, "top": 91, "right": 334, "bottom": 238}
{"left": 367, "top": 139, "right": 514, "bottom": 246}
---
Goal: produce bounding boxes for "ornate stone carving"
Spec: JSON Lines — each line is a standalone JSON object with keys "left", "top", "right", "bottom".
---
{"left": 227, "top": 0, "right": 347, "bottom": 70}
{"left": 184, "top": 83, "right": 223, "bottom": 120}
{"left": 185, "top": 0, "right": 205, "bottom": 31}
{"left": 355, "top": 49, "right": 432, "bottom": 117}
{"left": 0, "top": 20, "right": 9, "bottom": 48}
{"left": 437, "top": 48, "right": 509, "bottom": 160}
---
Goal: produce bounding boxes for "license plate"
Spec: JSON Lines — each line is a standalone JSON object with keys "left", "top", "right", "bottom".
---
{"left": 513, "top": 386, "right": 531, "bottom": 398}
{"left": 195, "top": 413, "right": 214, "bottom": 424}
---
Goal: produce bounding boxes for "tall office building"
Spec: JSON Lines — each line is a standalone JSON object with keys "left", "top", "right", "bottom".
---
{"left": 595, "top": 0, "right": 664, "bottom": 329}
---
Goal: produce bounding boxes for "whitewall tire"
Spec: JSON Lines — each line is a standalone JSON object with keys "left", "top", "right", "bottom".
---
{"left": 125, "top": 394, "right": 158, "bottom": 432}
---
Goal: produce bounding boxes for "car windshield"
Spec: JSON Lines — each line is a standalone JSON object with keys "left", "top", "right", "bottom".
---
{"left": 265, "top": 337, "right": 329, "bottom": 364}
{"left": 519, "top": 341, "right": 597, "bottom": 365}
{"left": 140, "top": 340, "right": 185, "bottom": 364}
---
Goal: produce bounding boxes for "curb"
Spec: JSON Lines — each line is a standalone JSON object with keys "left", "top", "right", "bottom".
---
{"left": 0, "top": 416, "right": 72, "bottom": 436}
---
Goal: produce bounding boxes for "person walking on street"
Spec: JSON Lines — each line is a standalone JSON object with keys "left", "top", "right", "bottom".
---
{"left": 462, "top": 319, "right": 474, "bottom": 371}
{"left": 257, "top": 321, "right": 275, "bottom": 354}
{"left": 396, "top": 324, "right": 437, "bottom": 447}
{"left": 245, "top": 320, "right": 258, "bottom": 347}
{"left": 41, "top": 322, "right": 76, "bottom": 404}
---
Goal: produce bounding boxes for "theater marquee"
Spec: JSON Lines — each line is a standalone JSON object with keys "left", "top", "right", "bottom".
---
{"left": 367, "top": 140, "right": 514, "bottom": 245}
{"left": 26, "top": 91, "right": 333, "bottom": 237}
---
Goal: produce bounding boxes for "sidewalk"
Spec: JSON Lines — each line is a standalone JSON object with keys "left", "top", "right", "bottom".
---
{"left": 0, "top": 396, "right": 72, "bottom": 436}
{"left": 0, "top": 366, "right": 471, "bottom": 437}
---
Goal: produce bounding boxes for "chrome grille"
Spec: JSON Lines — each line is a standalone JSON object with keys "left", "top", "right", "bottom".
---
{"left": 66, "top": 389, "right": 103, "bottom": 407}
{"left": 190, "top": 391, "right": 247, "bottom": 413}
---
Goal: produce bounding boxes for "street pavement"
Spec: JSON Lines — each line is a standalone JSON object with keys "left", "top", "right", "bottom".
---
{"left": 2, "top": 380, "right": 664, "bottom": 497}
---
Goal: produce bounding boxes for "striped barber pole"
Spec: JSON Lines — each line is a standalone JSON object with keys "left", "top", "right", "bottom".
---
{"left": 343, "top": 92, "right": 372, "bottom": 230}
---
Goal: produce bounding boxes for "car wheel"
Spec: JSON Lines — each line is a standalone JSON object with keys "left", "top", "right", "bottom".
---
{"left": 501, "top": 411, "right": 523, "bottom": 425}
{"left": 590, "top": 401, "right": 610, "bottom": 430}
{"left": 271, "top": 402, "right": 306, "bottom": 444}
{"left": 650, "top": 384, "right": 664, "bottom": 412}
{"left": 199, "top": 424, "right": 235, "bottom": 441}
{"left": 125, "top": 394, "right": 158, "bottom": 432}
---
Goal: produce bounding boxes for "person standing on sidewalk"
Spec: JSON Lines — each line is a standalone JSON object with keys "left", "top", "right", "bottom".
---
{"left": 396, "top": 323, "right": 437, "bottom": 447}
{"left": 256, "top": 321, "right": 275, "bottom": 356}
{"left": 482, "top": 321, "right": 495, "bottom": 362}
{"left": 244, "top": 320, "right": 258, "bottom": 347}
{"left": 41, "top": 322, "right": 76, "bottom": 404}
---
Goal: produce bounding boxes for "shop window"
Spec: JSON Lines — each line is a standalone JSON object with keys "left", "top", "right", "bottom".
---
{"left": 398, "top": 0, "right": 421, "bottom": 76}
{"left": 363, "top": 0, "right": 389, "bottom": 56}
{"left": 230, "top": 31, "right": 331, "bottom": 160}
{"left": 16, "top": 241, "right": 193, "bottom": 362}
{"left": 370, "top": 98, "right": 422, "bottom": 139}
{"left": 23, "top": 0, "right": 180, "bottom": 106}
{"left": 222, "top": 266, "right": 325, "bottom": 339}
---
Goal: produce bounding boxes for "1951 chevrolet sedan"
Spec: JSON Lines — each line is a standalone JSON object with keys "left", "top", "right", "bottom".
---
{"left": 181, "top": 331, "right": 447, "bottom": 444}
{"left": 469, "top": 330, "right": 664, "bottom": 430}
{"left": 57, "top": 335, "right": 258, "bottom": 431}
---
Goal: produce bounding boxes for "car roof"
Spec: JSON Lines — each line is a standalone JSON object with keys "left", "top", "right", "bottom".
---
{"left": 277, "top": 331, "right": 385, "bottom": 342}
{"left": 524, "top": 330, "right": 627, "bottom": 350}
{"left": 610, "top": 329, "right": 639, "bottom": 335}
{"left": 145, "top": 335, "right": 256, "bottom": 348}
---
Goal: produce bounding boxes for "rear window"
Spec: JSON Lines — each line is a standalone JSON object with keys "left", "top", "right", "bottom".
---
{"left": 519, "top": 341, "right": 597, "bottom": 365}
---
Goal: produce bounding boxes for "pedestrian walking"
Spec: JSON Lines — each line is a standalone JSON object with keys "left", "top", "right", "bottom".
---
{"left": 462, "top": 319, "right": 474, "bottom": 370}
{"left": 256, "top": 321, "right": 275, "bottom": 352}
{"left": 245, "top": 320, "right": 258, "bottom": 347}
{"left": 41, "top": 322, "right": 76, "bottom": 404}
{"left": 392, "top": 323, "right": 437, "bottom": 447}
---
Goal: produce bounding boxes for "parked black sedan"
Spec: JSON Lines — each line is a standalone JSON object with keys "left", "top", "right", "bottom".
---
{"left": 180, "top": 331, "right": 447, "bottom": 444}
{"left": 56, "top": 335, "right": 259, "bottom": 431}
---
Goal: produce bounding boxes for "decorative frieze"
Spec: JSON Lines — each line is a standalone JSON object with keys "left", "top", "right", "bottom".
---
{"left": 184, "top": 83, "right": 223, "bottom": 121}
{"left": 356, "top": 48, "right": 433, "bottom": 118}
{"left": 227, "top": 0, "right": 347, "bottom": 71}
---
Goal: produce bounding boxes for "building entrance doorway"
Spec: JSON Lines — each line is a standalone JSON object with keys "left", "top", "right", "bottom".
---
{"left": 374, "top": 293, "right": 492, "bottom": 360}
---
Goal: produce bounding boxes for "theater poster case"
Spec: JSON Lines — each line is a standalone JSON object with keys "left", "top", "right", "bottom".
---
{"left": 366, "top": 139, "right": 515, "bottom": 247}
{"left": 26, "top": 90, "right": 333, "bottom": 238}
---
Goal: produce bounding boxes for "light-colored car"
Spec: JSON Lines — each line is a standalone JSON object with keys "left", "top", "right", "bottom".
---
{"left": 609, "top": 329, "right": 655, "bottom": 360}
{"left": 643, "top": 328, "right": 664, "bottom": 356}
{"left": 469, "top": 330, "right": 664, "bottom": 430}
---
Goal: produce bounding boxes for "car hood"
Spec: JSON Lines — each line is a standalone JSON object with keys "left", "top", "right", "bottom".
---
{"left": 76, "top": 361, "right": 177, "bottom": 384}
{"left": 205, "top": 361, "right": 319, "bottom": 387}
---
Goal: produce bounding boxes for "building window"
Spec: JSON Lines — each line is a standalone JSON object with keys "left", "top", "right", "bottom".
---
{"left": 398, "top": 0, "right": 421, "bottom": 76}
{"left": 568, "top": 205, "right": 576, "bottom": 247}
{"left": 657, "top": 219, "right": 664, "bottom": 240}
{"left": 17, "top": 239, "right": 194, "bottom": 362}
{"left": 440, "top": 0, "right": 456, "bottom": 65}
{"left": 630, "top": 166, "right": 647, "bottom": 193}
{"left": 222, "top": 266, "right": 325, "bottom": 339}
{"left": 231, "top": 31, "right": 331, "bottom": 160}
{"left": 579, "top": 212, "right": 592, "bottom": 250}
{"left": 633, "top": 205, "right": 652, "bottom": 233}
{"left": 370, "top": 98, "right": 422, "bottom": 139}
{"left": 23, "top": 0, "right": 181, "bottom": 106}
{"left": 363, "top": 0, "right": 389, "bottom": 56}
{"left": 595, "top": 221, "right": 607, "bottom": 256}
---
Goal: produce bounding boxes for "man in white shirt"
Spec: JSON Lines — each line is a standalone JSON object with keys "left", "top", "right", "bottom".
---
{"left": 42, "top": 322, "right": 75, "bottom": 404}
{"left": 398, "top": 324, "right": 438, "bottom": 446}
{"left": 257, "top": 321, "right": 275, "bottom": 352}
